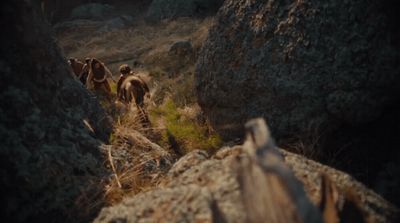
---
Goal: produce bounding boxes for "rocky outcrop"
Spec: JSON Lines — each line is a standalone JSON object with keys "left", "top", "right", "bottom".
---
{"left": 95, "top": 147, "right": 398, "bottom": 223}
{"left": 169, "top": 40, "right": 194, "bottom": 57}
{"left": 195, "top": 0, "right": 400, "bottom": 200}
{"left": 195, "top": 0, "right": 400, "bottom": 143}
{"left": 96, "top": 150, "right": 246, "bottom": 223}
{"left": 96, "top": 185, "right": 216, "bottom": 223}
{"left": 146, "top": 0, "right": 224, "bottom": 23}
{"left": 281, "top": 149, "right": 398, "bottom": 223}
{"left": 0, "top": 1, "right": 111, "bottom": 222}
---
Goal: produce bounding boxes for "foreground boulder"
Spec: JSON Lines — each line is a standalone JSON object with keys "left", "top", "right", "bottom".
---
{"left": 0, "top": 1, "right": 111, "bottom": 222}
{"left": 54, "top": 15, "right": 133, "bottom": 34}
{"left": 95, "top": 142, "right": 398, "bottom": 223}
{"left": 146, "top": 0, "right": 224, "bottom": 23}
{"left": 95, "top": 119, "right": 399, "bottom": 223}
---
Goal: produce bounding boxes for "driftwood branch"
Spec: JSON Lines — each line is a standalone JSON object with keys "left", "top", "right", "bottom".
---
{"left": 236, "top": 118, "right": 323, "bottom": 223}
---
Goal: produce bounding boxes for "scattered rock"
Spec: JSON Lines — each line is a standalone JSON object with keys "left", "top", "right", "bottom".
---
{"left": 164, "top": 149, "right": 208, "bottom": 179}
{"left": 213, "top": 145, "right": 242, "bottom": 160}
{"left": 95, "top": 185, "right": 215, "bottom": 223}
{"left": 146, "top": 0, "right": 224, "bottom": 23}
{"left": 169, "top": 40, "right": 194, "bottom": 57}
{"left": 70, "top": 3, "right": 116, "bottom": 21}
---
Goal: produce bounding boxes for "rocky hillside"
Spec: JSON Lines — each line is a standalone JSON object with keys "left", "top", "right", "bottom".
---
{"left": 0, "top": 0, "right": 111, "bottom": 221}
{"left": 2, "top": 0, "right": 400, "bottom": 222}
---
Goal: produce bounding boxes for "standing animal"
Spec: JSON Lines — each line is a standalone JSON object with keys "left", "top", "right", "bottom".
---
{"left": 68, "top": 58, "right": 86, "bottom": 84}
{"left": 86, "top": 58, "right": 115, "bottom": 96}
{"left": 67, "top": 58, "right": 90, "bottom": 85}
{"left": 117, "top": 64, "right": 149, "bottom": 108}
{"left": 117, "top": 64, "right": 133, "bottom": 99}
{"left": 117, "top": 65, "right": 150, "bottom": 126}
{"left": 118, "top": 75, "right": 149, "bottom": 108}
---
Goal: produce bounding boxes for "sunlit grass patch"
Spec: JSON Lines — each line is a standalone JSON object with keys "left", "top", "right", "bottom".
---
{"left": 110, "top": 81, "right": 118, "bottom": 95}
{"left": 150, "top": 98, "right": 222, "bottom": 155}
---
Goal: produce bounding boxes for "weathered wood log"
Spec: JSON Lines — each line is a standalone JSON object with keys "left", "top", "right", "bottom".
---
{"left": 236, "top": 118, "right": 324, "bottom": 223}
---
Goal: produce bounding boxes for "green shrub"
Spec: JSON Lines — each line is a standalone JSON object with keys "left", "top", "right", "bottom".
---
{"left": 150, "top": 98, "right": 221, "bottom": 154}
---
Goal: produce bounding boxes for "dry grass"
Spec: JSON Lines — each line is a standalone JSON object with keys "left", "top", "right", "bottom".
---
{"left": 283, "top": 121, "right": 325, "bottom": 161}
{"left": 103, "top": 105, "right": 175, "bottom": 205}
{"left": 282, "top": 120, "right": 350, "bottom": 168}
{"left": 149, "top": 98, "right": 222, "bottom": 155}
{"left": 57, "top": 15, "right": 219, "bottom": 207}
{"left": 57, "top": 17, "right": 213, "bottom": 74}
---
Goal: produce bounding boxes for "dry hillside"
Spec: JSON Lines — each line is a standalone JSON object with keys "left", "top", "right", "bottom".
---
{"left": 2, "top": 0, "right": 399, "bottom": 222}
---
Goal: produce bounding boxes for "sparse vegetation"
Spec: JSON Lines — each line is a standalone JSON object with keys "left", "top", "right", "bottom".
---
{"left": 150, "top": 98, "right": 222, "bottom": 155}
{"left": 57, "top": 11, "right": 221, "bottom": 208}
{"left": 103, "top": 106, "right": 174, "bottom": 205}
{"left": 57, "top": 17, "right": 213, "bottom": 72}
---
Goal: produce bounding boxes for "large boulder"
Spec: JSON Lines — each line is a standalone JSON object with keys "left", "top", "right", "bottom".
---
{"left": 95, "top": 147, "right": 399, "bottom": 223}
{"left": 0, "top": 0, "right": 112, "bottom": 222}
{"left": 195, "top": 0, "right": 400, "bottom": 186}
{"left": 196, "top": 0, "right": 400, "bottom": 141}
{"left": 146, "top": 0, "right": 224, "bottom": 23}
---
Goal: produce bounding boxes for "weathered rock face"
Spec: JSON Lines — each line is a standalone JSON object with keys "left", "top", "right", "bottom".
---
{"left": 96, "top": 185, "right": 216, "bottom": 223}
{"left": 195, "top": 0, "right": 400, "bottom": 195}
{"left": 0, "top": 1, "right": 111, "bottom": 222}
{"left": 195, "top": 0, "right": 400, "bottom": 142}
{"left": 95, "top": 148, "right": 399, "bottom": 223}
{"left": 146, "top": 0, "right": 224, "bottom": 23}
{"left": 95, "top": 150, "right": 246, "bottom": 223}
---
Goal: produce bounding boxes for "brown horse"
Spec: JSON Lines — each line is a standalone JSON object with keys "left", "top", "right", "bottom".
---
{"left": 68, "top": 58, "right": 86, "bottom": 84}
{"left": 86, "top": 58, "right": 115, "bottom": 96}
{"left": 118, "top": 75, "right": 150, "bottom": 126}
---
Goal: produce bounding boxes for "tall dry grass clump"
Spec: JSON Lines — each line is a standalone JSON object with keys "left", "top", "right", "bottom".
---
{"left": 103, "top": 105, "right": 174, "bottom": 205}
